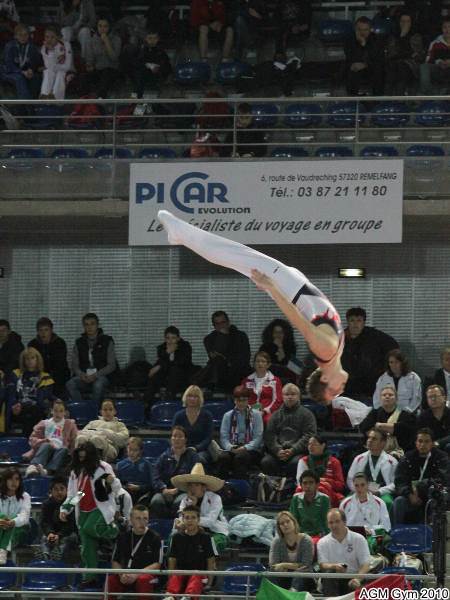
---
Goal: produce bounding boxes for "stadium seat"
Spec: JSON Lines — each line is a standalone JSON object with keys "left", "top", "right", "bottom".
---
{"left": 371, "top": 101, "right": 410, "bottom": 127}
{"left": 24, "top": 477, "right": 51, "bottom": 504}
{"left": 204, "top": 400, "right": 234, "bottom": 427}
{"left": 315, "top": 146, "right": 353, "bottom": 158}
{"left": 270, "top": 147, "right": 309, "bottom": 158}
{"left": 327, "top": 102, "right": 364, "bottom": 128}
{"left": 22, "top": 560, "right": 69, "bottom": 591}
{"left": 51, "top": 148, "right": 89, "bottom": 160}
{"left": 251, "top": 103, "right": 279, "bottom": 128}
{"left": 0, "top": 437, "right": 30, "bottom": 462}
{"left": 301, "top": 400, "right": 329, "bottom": 418}
{"left": 386, "top": 525, "right": 432, "bottom": 554}
{"left": 67, "top": 402, "right": 99, "bottom": 427}
{"left": 222, "top": 563, "right": 266, "bottom": 595}
{"left": 148, "top": 401, "right": 182, "bottom": 428}
{"left": 380, "top": 567, "right": 422, "bottom": 591}
{"left": 371, "top": 16, "right": 393, "bottom": 36}
{"left": 138, "top": 147, "right": 177, "bottom": 159}
{"left": 3, "top": 148, "right": 45, "bottom": 171}
{"left": 406, "top": 144, "right": 445, "bottom": 157}
{"left": 327, "top": 440, "right": 359, "bottom": 458}
{"left": 141, "top": 438, "right": 170, "bottom": 462}
{"left": 29, "top": 104, "right": 64, "bottom": 130}
{"left": 216, "top": 60, "right": 252, "bottom": 84}
{"left": 226, "top": 479, "right": 253, "bottom": 501}
{"left": 149, "top": 518, "right": 173, "bottom": 542}
{"left": 48, "top": 148, "right": 90, "bottom": 173}
{"left": 284, "top": 103, "right": 322, "bottom": 128}
{"left": 115, "top": 399, "right": 145, "bottom": 428}
{"left": 360, "top": 145, "right": 399, "bottom": 157}
{"left": 318, "top": 19, "right": 353, "bottom": 43}
{"left": 414, "top": 100, "right": 450, "bottom": 126}
{"left": 0, "top": 560, "right": 17, "bottom": 590}
{"left": 94, "top": 147, "right": 133, "bottom": 159}
{"left": 406, "top": 145, "right": 445, "bottom": 176}
{"left": 175, "top": 61, "right": 211, "bottom": 85}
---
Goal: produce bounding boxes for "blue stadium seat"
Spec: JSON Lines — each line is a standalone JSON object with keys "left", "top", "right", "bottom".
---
{"left": 94, "top": 147, "right": 133, "bottom": 159}
{"left": 24, "top": 477, "right": 51, "bottom": 504}
{"left": 149, "top": 518, "right": 173, "bottom": 542}
{"left": 48, "top": 148, "right": 90, "bottom": 173}
{"left": 216, "top": 60, "right": 252, "bottom": 84}
{"left": 115, "top": 399, "right": 145, "bottom": 428}
{"left": 360, "top": 145, "right": 399, "bottom": 157}
{"left": 222, "top": 564, "right": 266, "bottom": 595}
{"left": 371, "top": 101, "right": 410, "bottom": 127}
{"left": 4, "top": 148, "right": 45, "bottom": 171}
{"left": 371, "top": 17, "right": 393, "bottom": 36}
{"left": 318, "top": 19, "right": 353, "bottom": 43}
{"left": 0, "top": 560, "right": 17, "bottom": 589}
{"left": 203, "top": 400, "right": 233, "bottom": 427}
{"left": 226, "top": 479, "right": 252, "bottom": 500}
{"left": 380, "top": 568, "right": 422, "bottom": 591}
{"left": 406, "top": 144, "right": 445, "bottom": 157}
{"left": 327, "top": 440, "right": 359, "bottom": 458}
{"left": 148, "top": 401, "right": 182, "bottom": 428}
{"left": 0, "top": 437, "right": 30, "bottom": 462}
{"left": 270, "top": 147, "right": 308, "bottom": 158}
{"left": 251, "top": 103, "right": 279, "bottom": 128}
{"left": 302, "top": 400, "right": 329, "bottom": 418}
{"left": 284, "top": 103, "right": 322, "bottom": 128}
{"left": 141, "top": 438, "right": 170, "bottom": 462}
{"left": 386, "top": 525, "right": 432, "bottom": 554}
{"left": 175, "top": 61, "right": 211, "bottom": 85}
{"left": 22, "top": 560, "right": 69, "bottom": 592}
{"left": 315, "top": 146, "right": 353, "bottom": 158}
{"left": 327, "top": 102, "right": 364, "bottom": 128}
{"left": 138, "top": 147, "right": 177, "bottom": 159}
{"left": 414, "top": 100, "right": 450, "bottom": 126}
{"left": 51, "top": 148, "right": 89, "bottom": 160}
{"left": 67, "top": 402, "right": 99, "bottom": 427}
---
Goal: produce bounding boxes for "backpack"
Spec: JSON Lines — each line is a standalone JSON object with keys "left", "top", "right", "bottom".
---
{"left": 251, "top": 473, "right": 296, "bottom": 507}
{"left": 67, "top": 96, "right": 104, "bottom": 129}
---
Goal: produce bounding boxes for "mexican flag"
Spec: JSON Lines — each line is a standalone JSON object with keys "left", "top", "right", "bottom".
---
{"left": 256, "top": 574, "right": 411, "bottom": 600}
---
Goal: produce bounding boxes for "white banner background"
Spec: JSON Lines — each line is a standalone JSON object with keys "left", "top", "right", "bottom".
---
{"left": 129, "top": 160, "right": 403, "bottom": 245}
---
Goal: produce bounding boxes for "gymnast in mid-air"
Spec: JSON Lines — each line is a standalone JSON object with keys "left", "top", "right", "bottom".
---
{"left": 158, "top": 210, "right": 348, "bottom": 403}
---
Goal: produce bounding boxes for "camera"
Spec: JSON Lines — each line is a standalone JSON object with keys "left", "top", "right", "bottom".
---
{"left": 428, "top": 482, "right": 449, "bottom": 504}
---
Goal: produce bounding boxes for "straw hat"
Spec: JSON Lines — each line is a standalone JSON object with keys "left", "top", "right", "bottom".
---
{"left": 171, "top": 463, "right": 224, "bottom": 493}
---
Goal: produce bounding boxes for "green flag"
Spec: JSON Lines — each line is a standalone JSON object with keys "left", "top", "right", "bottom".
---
{"left": 256, "top": 578, "right": 314, "bottom": 600}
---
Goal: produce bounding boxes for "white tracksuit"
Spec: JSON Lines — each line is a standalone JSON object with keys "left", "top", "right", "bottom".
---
{"left": 340, "top": 492, "right": 391, "bottom": 533}
{"left": 41, "top": 40, "right": 73, "bottom": 99}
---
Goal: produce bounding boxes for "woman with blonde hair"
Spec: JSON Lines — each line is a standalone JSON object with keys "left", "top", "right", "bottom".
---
{"left": 172, "top": 385, "right": 214, "bottom": 465}
{"left": 6, "top": 347, "right": 54, "bottom": 436}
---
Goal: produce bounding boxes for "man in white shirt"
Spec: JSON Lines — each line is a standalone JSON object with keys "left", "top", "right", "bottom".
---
{"left": 317, "top": 508, "right": 371, "bottom": 596}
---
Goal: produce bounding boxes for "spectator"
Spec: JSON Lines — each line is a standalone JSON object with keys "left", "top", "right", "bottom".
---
{"left": 24, "top": 398, "right": 78, "bottom": 477}
{"left": 194, "top": 310, "right": 251, "bottom": 392}
{"left": 40, "top": 26, "right": 73, "bottom": 100}
{"left": 341, "top": 307, "right": 399, "bottom": 401}
{"left": 420, "top": 17, "right": 450, "bottom": 93}
{"left": 173, "top": 463, "right": 229, "bottom": 553}
{"left": 373, "top": 349, "right": 422, "bottom": 413}
{"left": 189, "top": 129, "right": 222, "bottom": 158}
{"left": 58, "top": 0, "right": 96, "bottom": 61}
{"left": 66, "top": 312, "right": 117, "bottom": 407}
{"left": 146, "top": 326, "right": 193, "bottom": 404}
{"left": 28, "top": 318, "right": 70, "bottom": 398}
{"left": 85, "top": 17, "right": 121, "bottom": 98}
{"left": 60, "top": 441, "right": 120, "bottom": 589}
{"left": 242, "top": 351, "right": 283, "bottom": 425}
{"left": 76, "top": 398, "right": 129, "bottom": 462}
{"left": 289, "top": 470, "right": 330, "bottom": 539}
{"left": 7, "top": 347, "right": 54, "bottom": 437}
{"left": 223, "top": 102, "right": 267, "bottom": 158}
{"left": 0, "top": 319, "right": 24, "bottom": 377}
{"left": 317, "top": 508, "right": 371, "bottom": 596}
{"left": 172, "top": 385, "right": 213, "bottom": 465}
{"left": 40, "top": 476, "right": 77, "bottom": 561}
{"left": 275, "top": 0, "right": 312, "bottom": 53}
{"left": 232, "top": 0, "right": 266, "bottom": 61}
{"left": 269, "top": 511, "right": 314, "bottom": 592}
{"left": 347, "top": 429, "right": 398, "bottom": 511}
{"left": 261, "top": 383, "right": 316, "bottom": 476}
{"left": 133, "top": 29, "right": 171, "bottom": 98}
{"left": 296, "top": 435, "right": 345, "bottom": 508}
{"left": 117, "top": 437, "right": 154, "bottom": 503}
{"left": 0, "top": 467, "right": 31, "bottom": 564}
{"left": 150, "top": 425, "right": 198, "bottom": 518}
{"left": 0, "top": 24, "right": 42, "bottom": 99}
{"left": 385, "top": 11, "right": 425, "bottom": 95}
{"left": 417, "top": 384, "right": 450, "bottom": 451}
{"left": 423, "top": 345, "right": 450, "bottom": 406}
{"left": 393, "top": 428, "right": 450, "bottom": 525}
{"left": 107, "top": 504, "right": 163, "bottom": 600}
{"left": 344, "top": 16, "right": 385, "bottom": 96}
{"left": 0, "top": 9, "right": 17, "bottom": 49}
{"left": 0, "top": 0, "right": 18, "bottom": 21}
{"left": 190, "top": 0, "right": 233, "bottom": 62}
{"left": 165, "top": 505, "right": 216, "bottom": 600}
{"left": 360, "top": 385, "right": 416, "bottom": 455}
{"left": 215, "top": 384, "right": 263, "bottom": 478}
{"left": 403, "top": 0, "right": 443, "bottom": 41}
{"left": 259, "top": 318, "right": 299, "bottom": 383}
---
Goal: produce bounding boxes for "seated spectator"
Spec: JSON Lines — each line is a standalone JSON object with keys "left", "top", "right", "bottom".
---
{"left": 317, "top": 508, "right": 371, "bottom": 596}
{"left": 117, "top": 437, "right": 154, "bottom": 503}
{"left": 0, "top": 0, "right": 18, "bottom": 21}
{"left": 403, "top": 0, "right": 443, "bottom": 41}
{"left": 341, "top": 307, "right": 399, "bottom": 402}
{"left": 373, "top": 349, "right": 422, "bottom": 413}
{"left": 232, "top": 0, "right": 266, "bottom": 61}
{"left": 423, "top": 345, "right": 450, "bottom": 406}
{"left": 242, "top": 351, "right": 283, "bottom": 425}
{"left": 133, "top": 29, "right": 171, "bottom": 98}
{"left": 0, "top": 319, "right": 24, "bottom": 378}
{"left": 417, "top": 384, "right": 450, "bottom": 451}
{"left": 76, "top": 398, "right": 129, "bottom": 462}
{"left": 28, "top": 317, "right": 70, "bottom": 398}
{"left": 58, "top": 0, "right": 96, "bottom": 61}
{"left": 223, "top": 102, "right": 267, "bottom": 158}
{"left": 0, "top": 24, "right": 42, "bottom": 99}
{"left": 107, "top": 504, "right": 162, "bottom": 600}
{"left": 420, "top": 17, "right": 450, "bottom": 93}
{"left": 150, "top": 425, "right": 198, "bottom": 518}
{"left": 347, "top": 429, "right": 397, "bottom": 511}
{"left": 275, "top": 0, "right": 312, "bottom": 53}
{"left": 261, "top": 383, "right": 316, "bottom": 476}
{"left": 215, "top": 384, "right": 263, "bottom": 478}
{"left": 24, "top": 398, "right": 77, "bottom": 477}
{"left": 146, "top": 326, "right": 193, "bottom": 404}
{"left": 360, "top": 385, "right": 416, "bottom": 455}
{"left": 66, "top": 312, "right": 117, "bottom": 407}
{"left": 173, "top": 463, "right": 229, "bottom": 553}
{"left": 344, "top": 16, "right": 385, "bottom": 96}
{"left": 393, "top": 428, "right": 450, "bottom": 525}
{"left": 172, "top": 386, "right": 213, "bottom": 465}
{"left": 40, "top": 26, "right": 73, "bottom": 100}
{"left": 259, "top": 318, "right": 299, "bottom": 383}
{"left": 289, "top": 470, "right": 330, "bottom": 540}
{"left": 296, "top": 435, "right": 345, "bottom": 508}
{"left": 269, "top": 510, "right": 314, "bottom": 592}
{"left": 0, "top": 467, "right": 31, "bottom": 564}
{"left": 7, "top": 347, "right": 54, "bottom": 437}
{"left": 85, "top": 17, "right": 121, "bottom": 98}
{"left": 194, "top": 311, "right": 251, "bottom": 392}
{"left": 40, "top": 476, "right": 77, "bottom": 561}
{"left": 385, "top": 11, "right": 425, "bottom": 94}
{"left": 189, "top": 129, "right": 222, "bottom": 158}
{"left": 190, "top": 0, "right": 233, "bottom": 62}
{"left": 60, "top": 441, "right": 120, "bottom": 589}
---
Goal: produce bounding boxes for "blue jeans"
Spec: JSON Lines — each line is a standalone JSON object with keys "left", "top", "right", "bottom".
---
{"left": 66, "top": 375, "right": 109, "bottom": 405}
{"left": 31, "top": 443, "right": 69, "bottom": 472}
{"left": 1, "top": 71, "right": 41, "bottom": 99}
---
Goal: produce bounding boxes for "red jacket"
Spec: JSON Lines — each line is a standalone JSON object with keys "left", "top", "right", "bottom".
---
{"left": 296, "top": 454, "right": 345, "bottom": 507}
{"left": 241, "top": 370, "right": 283, "bottom": 425}
{"left": 190, "top": 0, "right": 226, "bottom": 28}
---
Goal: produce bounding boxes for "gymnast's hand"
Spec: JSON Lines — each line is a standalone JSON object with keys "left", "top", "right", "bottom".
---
{"left": 251, "top": 269, "right": 275, "bottom": 291}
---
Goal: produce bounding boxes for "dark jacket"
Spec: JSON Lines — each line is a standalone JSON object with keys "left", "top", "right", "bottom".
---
{"left": 422, "top": 369, "right": 448, "bottom": 408}
{"left": 136, "top": 43, "right": 172, "bottom": 80}
{"left": 264, "top": 402, "right": 317, "bottom": 456}
{"left": 344, "top": 33, "right": 385, "bottom": 72}
{"left": 259, "top": 341, "right": 296, "bottom": 367}
{"left": 28, "top": 334, "right": 70, "bottom": 389}
{"left": 394, "top": 446, "right": 450, "bottom": 500}
{"left": 40, "top": 496, "right": 76, "bottom": 537}
{"left": 360, "top": 406, "right": 416, "bottom": 451}
{"left": 6, "top": 369, "right": 54, "bottom": 411}
{"left": 341, "top": 326, "right": 399, "bottom": 397}
{"left": 75, "top": 328, "right": 114, "bottom": 373}
{"left": 152, "top": 447, "right": 199, "bottom": 491}
{"left": 0, "top": 331, "right": 24, "bottom": 376}
{"left": 2, "top": 39, "right": 43, "bottom": 75}
{"left": 204, "top": 324, "right": 251, "bottom": 375}
{"left": 154, "top": 338, "right": 192, "bottom": 374}
{"left": 224, "top": 125, "right": 266, "bottom": 157}
{"left": 416, "top": 407, "right": 450, "bottom": 446}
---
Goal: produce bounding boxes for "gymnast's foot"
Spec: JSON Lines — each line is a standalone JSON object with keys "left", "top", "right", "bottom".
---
{"left": 157, "top": 210, "right": 183, "bottom": 245}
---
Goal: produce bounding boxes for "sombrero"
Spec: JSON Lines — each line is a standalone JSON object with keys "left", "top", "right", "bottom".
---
{"left": 171, "top": 463, "right": 224, "bottom": 493}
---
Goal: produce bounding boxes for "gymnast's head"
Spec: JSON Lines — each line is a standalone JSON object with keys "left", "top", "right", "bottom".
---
{"left": 306, "top": 367, "right": 347, "bottom": 404}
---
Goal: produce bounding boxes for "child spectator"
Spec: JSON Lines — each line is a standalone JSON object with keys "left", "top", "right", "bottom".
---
{"left": 117, "top": 437, "right": 153, "bottom": 503}
{"left": 133, "top": 29, "right": 171, "bottom": 98}
{"left": 0, "top": 467, "right": 31, "bottom": 564}
{"left": 24, "top": 398, "right": 78, "bottom": 477}
{"left": 40, "top": 476, "right": 77, "bottom": 561}
{"left": 76, "top": 398, "right": 129, "bottom": 462}
{"left": 85, "top": 17, "right": 121, "bottom": 98}
{"left": 289, "top": 470, "right": 329, "bottom": 542}
{"left": 40, "top": 26, "right": 73, "bottom": 100}
{"left": 58, "top": 0, "right": 95, "bottom": 61}
{"left": 190, "top": 0, "right": 233, "bottom": 62}
{"left": 241, "top": 351, "right": 283, "bottom": 425}
{"left": 0, "top": 25, "right": 42, "bottom": 98}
